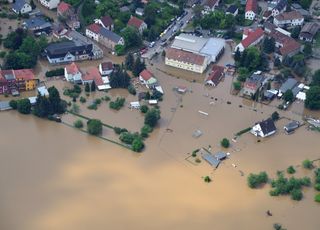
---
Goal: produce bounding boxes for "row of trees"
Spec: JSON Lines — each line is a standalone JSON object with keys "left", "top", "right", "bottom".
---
{"left": 3, "top": 28, "right": 48, "bottom": 69}
{"left": 125, "top": 53, "right": 146, "bottom": 76}
{"left": 305, "top": 70, "right": 320, "bottom": 110}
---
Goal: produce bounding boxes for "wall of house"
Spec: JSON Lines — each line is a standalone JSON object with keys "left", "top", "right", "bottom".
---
{"left": 39, "top": 0, "right": 60, "bottom": 9}
{"left": 245, "top": 11, "right": 255, "bottom": 20}
{"left": 48, "top": 53, "right": 75, "bottom": 64}
{"left": 86, "top": 29, "right": 99, "bottom": 42}
{"left": 165, "top": 57, "right": 207, "bottom": 73}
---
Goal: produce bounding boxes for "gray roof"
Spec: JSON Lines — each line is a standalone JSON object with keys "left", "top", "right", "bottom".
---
{"left": 99, "top": 27, "right": 122, "bottom": 43}
{"left": 274, "top": 0, "right": 287, "bottom": 11}
{"left": 0, "top": 101, "right": 12, "bottom": 111}
{"left": 24, "top": 17, "right": 52, "bottom": 30}
{"left": 279, "top": 78, "right": 298, "bottom": 93}
{"left": 13, "top": 0, "right": 29, "bottom": 12}
{"left": 246, "top": 74, "right": 265, "bottom": 85}
{"left": 284, "top": 121, "right": 299, "bottom": 132}
{"left": 214, "top": 152, "right": 227, "bottom": 161}
{"left": 292, "top": 85, "right": 301, "bottom": 96}
{"left": 172, "top": 33, "right": 208, "bottom": 53}
{"left": 291, "top": 3, "right": 302, "bottom": 9}
{"left": 200, "top": 38, "right": 225, "bottom": 59}
{"left": 202, "top": 153, "right": 220, "bottom": 168}
{"left": 226, "top": 5, "right": 238, "bottom": 13}
{"left": 259, "top": 118, "right": 276, "bottom": 135}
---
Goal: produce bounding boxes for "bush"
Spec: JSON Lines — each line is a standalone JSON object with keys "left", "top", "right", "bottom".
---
{"left": 80, "top": 96, "right": 86, "bottom": 103}
{"left": 140, "top": 105, "right": 149, "bottom": 113}
{"left": 45, "top": 68, "right": 64, "bottom": 77}
{"left": 220, "top": 138, "right": 230, "bottom": 148}
{"left": 87, "top": 103, "right": 97, "bottom": 110}
{"left": 9, "top": 100, "right": 17, "bottom": 109}
{"left": 287, "top": 166, "right": 296, "bottom": 174}
{"left": 236, "top": 127, "right": 251, "bottom": 136}
{"left": 128, "top": 85, "right": 136, "bottom": 95}
{"left": 140, "top": 124, "right": 153, "bottom": 138}
{"left": 302, "top": 159, "right": 313, "bottom": 169}
{"left": 132, "top": 138, "right": 144, "bottom": 152}
{"left": 315, "top": 184, "right": 320, "bottom": 191}
{"left": 233, "top": 81, "right": 241, "bottom": 90}
{"left": 247, "top": 172, "right": 268, "bottom": 188}
{"left": 74, "top": 119, "right": 83, "bottom": 128}
{"left": 119, "top": 132, "right": 138, "bottom": 145}
{"left": 0, "top": 51, "right": 6, "bottom": 58}
{"left": 109, "top": 97, "right": 125, "bottom": 110}
{"left": 290, "top": 189, "right": 303, "bottom": 201}
{"left": 114, "top": 127, "right": 122, "bottom": 135}
{"left": 204, "top": 176, "right": 211, "bottom": 183}
{"left": 315, "top": 194, "right": 320, "bottom": 202}
{"left": 87, "top": 119, "right": 102, "bottom": 135}
{"left": 271, "top": 111, "right": 280, "bottom": 121}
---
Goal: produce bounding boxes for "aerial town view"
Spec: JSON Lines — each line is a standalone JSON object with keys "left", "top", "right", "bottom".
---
{"left": 1, "top": 0, "right": 320, "bottom": 229}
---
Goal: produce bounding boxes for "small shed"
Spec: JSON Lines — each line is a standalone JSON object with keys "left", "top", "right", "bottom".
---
{"left": 214, "top": 152, "right": 227, "bottom": 161}
{"left": 130, "top": 101, "right": 140, "bottom": 109}
{"left": 37, "top": 86, "right": 49, "bottom": 96}
{"left": 148, "top": 100, "right": 158, "bottom": 105}
{"left": 284, "top": 120, "right": 300, "bottom": 134}
{"left": 202, "top": 153, "right": 220, "bottom": 168}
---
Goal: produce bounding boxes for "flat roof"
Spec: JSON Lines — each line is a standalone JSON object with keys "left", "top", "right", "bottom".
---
{"left": 172, "top": 33, "right": 208, "bottom": 53}
{"left": 200, "top": 38, "right": 225, "bottom": 57}
{"left": 202, "top": 153, "right": 220, "bottom": 168}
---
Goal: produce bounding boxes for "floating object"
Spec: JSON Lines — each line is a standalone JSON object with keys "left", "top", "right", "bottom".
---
{"left": 198, "top": 110, "right": 208, "bottom": 116}
{"left": 232, "top": 163, "right": 237, "bottom": 168}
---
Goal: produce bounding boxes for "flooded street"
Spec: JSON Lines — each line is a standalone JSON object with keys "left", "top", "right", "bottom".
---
{"left": 1, "top": 45, "right": 320, "bottom": 229}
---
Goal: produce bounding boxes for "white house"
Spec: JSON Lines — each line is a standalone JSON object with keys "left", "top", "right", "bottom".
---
{"left": 245, "top": 0, "right": 257, "bottom": 20}
{"left": 12, "top": 0, "right": 32, "bottom": 14}
{"left": 99, "top": 62, "right": 113, "bottom": 76}
{"left": 235, "top": 28, "right": 264, "bottom": 52}
{"left": 38, "top": 0, "right": 60, "bottom": 9}
{"left": 251, "top": 118, "right": 277, "bottom": 138}
{"left": 127, "top": 16, "right": 147, "bottom": 34}
{"left": 86, "top": 23, "right": 100, "bottom": 42}
{"left": 203, "top": 0, "right": 219, "bottom": 13}
{"left": 274, "top": 11, "right": 304, "bottom": 28}
{"left": 139, "top": 69, "right": 157, "bottom": 88}
{"left": 64, "top": 62, "right": 82, "bottom": 83}
{"left": 271, "top": 0, "right": 287, "bottom": 17}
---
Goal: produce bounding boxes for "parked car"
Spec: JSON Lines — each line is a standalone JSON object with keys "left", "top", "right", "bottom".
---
{"left": 149, "top": 41, "right": 155, "bottom": 48}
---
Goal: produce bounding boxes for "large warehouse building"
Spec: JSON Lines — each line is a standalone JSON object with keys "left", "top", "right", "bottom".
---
{"left": 165, "top": 33, "right": 225, "bottom": 73}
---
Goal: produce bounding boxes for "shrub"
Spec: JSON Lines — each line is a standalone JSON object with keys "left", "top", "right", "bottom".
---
{"left": 204, "top": 176, "right": 211, "bottom": 183}
{"left": 271, "top": 111, "right": 280, "bottom": 121}
{"left": 140, "top": 124, "right": 153, "bottom": 138}
{"left": 109, "top": 97, "right": 125, "bottom": 110}
{"left": 80, "top": 96, "right": 86, "bottom": 103}
{"left": 114, "top": 127, "right": 122, "bottom": 135}
{"left": 0, "top": 51, "right": 6, "bottom": 58}
{"left": 233, "top": 81, "right": 241, "bottom": 90}
{"left": 144, "top": 108, "right": 160, "bottom": 127}
{"left": 119, "top": 132, "right": 138, "bottom": 144}
{"left": 302, "top": 159, "right": 313, "bottom": 169}
{"left": 315, "top": 194, "right": 320, "bottom": 202}
{"left": 128, "top": 85, "right": 136, "bottom": 95}
{"left": 195, "top": 158, "right": 201, "bottom": 163}
{"left": 132, "top": 138, "right": 144, "bottom": 152}
{"left": 236, "top": 127, "right": 251, "bottom": 136}
{"left": 315, "top": 184, "right": 320, "bottom": 191}
{"left": 140, "top": 105, "right": 149, "bottom": 113}
{"left": 95, "top": 98, "right": 102, "bottom": 104}
{"left": 287, "top": 166, "right": 296, "bottom": 174}
{"left": 247, "top": 172, "right": 268, "bottom": 188}
{"left": 45, "top": 68, "right": 64, "bottom": 77}
{"left": 290, "top": 189, "right": 303, "bottom": 201}
{"left": 17, "top": 98, "right": 31, "bottom": 114}
{"left": 221, "top": 138, "right": 230, "bottom": 148}
{"left": 87, "top": 119, "right": 102, "bottom": 135}
{"left": 9, "top": 100, "right": 17, "bottom": 109}
{"left": 87, "top": 103, "right": 97, "bottom": 110}
{"left": 74, "top": 120, "right": 83, "bottom": 128}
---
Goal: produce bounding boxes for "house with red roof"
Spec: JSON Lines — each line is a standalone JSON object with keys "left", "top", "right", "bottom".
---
{"left": 139, "top": 69, "right": 157, "bottom": 88}
{"left": 57, "top": 1, "right": 80, "bottom": 29}
{"left": 245, "top": 0, "right": 258, "bottom": 20}
{"left": 64, "top": 62, "right": 82, "bottom": 83}
{"left": 203, "top": 0, "right": 220, "bottom": 13}
{"left": 242, "top": 73, "right": 265, "bottom": 98}
{"left": 0, "top": 69, "right": 37, "bottom": 94}
{"left": 94, "top": 15, "right": 114, "bottom": 31}
{"left": 127, "top": 16, "right": 147, "bottom": 34}
{"left": 99, "top": 62, "right": 114, "bottom": 76}
{"left": 235, "top": 28, "right": 264, "bottom": 52}
{"left": 205, "top": 65, "right": 225, "bottom": 87}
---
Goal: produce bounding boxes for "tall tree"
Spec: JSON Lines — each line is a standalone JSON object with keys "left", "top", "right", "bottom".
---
{"left": 234, "top": 48, "right": 241, "bottom": 62}
{"left": 125, "top": 53, "right": 134, "bottom": 70}
{"left": 48, "top": 86, "right": 64, "bottom": 114}
{"left": 132, "top": 57, "right": 146, "bottom": 77}
{"left": 85, "top": 82, "right": 90, "bottom": 92}
{"left": 305, "top": 86, "right": 320, "bottom": 110}
{"left": 263, "top": 37, "right": 275, "bottom": 54}
{"left": 91, "top": 81, "right": 96, "bottom": 92}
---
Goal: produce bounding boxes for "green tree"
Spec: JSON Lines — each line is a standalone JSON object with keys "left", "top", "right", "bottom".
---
{"left": 17, "top": 98, "right": 31, "bottom": 114}
{"left": 144, "top": 108, "right": 160, "bottom": 127}
{"left": 109, "top": 66, "right": 131, "bottom": 88}
{"left": 3, "top": 28, "right": 27, "bottom": 50}
{"left": 48, "top": 86, "right": 65, "bottom": 114}
{"left": 204, "top": 176, "right": 211, "bottom": 183}
{"left": 132, "top": 138, "right": 144, "bottom": 152}
{"left": 4, "top": 51, "right": 36, "bottom": 69}
{"left": 220, "top": 138, "right": 230, "bottom": 148}
{"left": 140, "top": 105, "right": 149, "bottom": 113}
{"left": 233, "top": 81, "right": 241, "bottom": 90}
{"left": 303, "top": 43, "right": 312, "bottom": 57}
{"left": 122, "top": 27, "right": 142, "bottom": 49}
{"left": 125, "top": 53, "right": 134, "bottom": 70}
{"left": 302, "top": 159, "right": 313, "bottom": 169}
{"left": 312, "top": 70, "right": 320, "bottom": 86}
{"left": 290, "top": 189, "right": 303, "bottom": 201}
{"left": 85, "top": 82, "right": 90, "bottom": 92}
{"left": 91, "top": 81, "right": 96, "bottom": 92}
{"left": 283, "top": 89, "right": 294, "bottom": 102}
{"left": 315, "top": 194, "right": 320, "bottom": 203}
{"left": 234, "top": 48, "right": 241, "bottom": 62}
{"left": 263, "top": 37, "right": 275, "bottom": 54}
{"left": 287, "top": 166, "right": 296, "bottom": 174}
{"left": 291, "top": 26, "right": 301, "bottom": 39}
{"left": 87, "top": 119, "right": 102, "bottom": 135}
{"left": 305, "top": 86, "right": 320, "bottom": 110}
{"left": 115, "top": 44, "right": 125, "bottom": 55}
{"left": 33, "top": 94, "right": 51, "bottom": 117}
{"left": 274, "top": 57, "right": 281, "bottom": 68}
{"left": 132, "top": 57, "right": 146, "bottom": 77}
{"left": 9, "top": 100, "right": 17, "bottom": 109}
{"left": 271, "top": 111, "right": 280, "bottom": 121}
{"left": 247, "top": 172, "right": 269, "bottom": 188}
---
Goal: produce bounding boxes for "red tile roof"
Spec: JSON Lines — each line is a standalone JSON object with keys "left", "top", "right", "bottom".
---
{"left": 101, "top": 62, "right": 113, "bottom": 71}
{"left": 87, "top": 23, "right": 101, "bottom": 34}
{"left": 275, "top": 11, "right": 303, "bottom": 21}
{"left": 246, "top": 0, "right": 257, "bottom": 13}
{"left": 57, "top": 1, "right": 71, "bottom": 14}
{"left": 100, "top": 15, "right": 113, "bottom": 27}
{"left": 207, "top": 65, "right": 224, "bottom": 85}
{"left": 65, "top": 62, "right": 80, "bottom": 75}
{"left": 14, "top": 69, "right": 35, "bottom": 80}
{"left": 279, "top": 40, "right": 301, "bottom": 56}
{"left": 139, "top": 69, "right": 153, "bottom": 81}
{"left": 241, "top": 28, "right": 264, "bottom": 48}
{"left": 205, "top": 0, "right": 219, "bottom": 8}
{"left": 127, "top": 16, "right": 145, "bottom": 29}
{"left": 166, "top": 47, "right": 206, "bottom": 66}
{"left": 82, "top": 67, "right": 103, "bottom": 86}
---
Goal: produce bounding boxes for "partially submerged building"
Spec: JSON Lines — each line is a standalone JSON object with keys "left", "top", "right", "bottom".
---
{"left": 284, "top": 120, "right": 300, "bottom": 134}
{"left": 205, "top": 65, "right": 224, "bottom": 87}
{"left": 251, "top": 118, "right": 277, "bottom": 138}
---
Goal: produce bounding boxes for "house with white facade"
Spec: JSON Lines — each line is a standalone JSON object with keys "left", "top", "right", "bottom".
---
{"left": 271, "top": 0, "right": 287, "bottom": 17}
{"left": 235, "top": 28, "right": 264, "bottom": 52}
{"left": 12, "top": 0, "right": 32, "bottom": 14}
{"left": 64, "top": 62, "right": 82, "bottom": 83}
{"left": 99, "top": 62, "right": 113, "bottom": 76}
{"left": 203, "top": 0, "right": 220, "bottom": 13}
{"left": 127, "top": 16, "right": 147, "bottom": 34}
{"left": 38, "top": 0, "right": 60, "bottom": 9}
{"left": 251, "top": 118, "right": 277, "bottom": 138}
{"left": 245, "top": 0, "right": 257, "bottom": 20}
{"left": 139, "top": 69, "right": 158, "bottom": 88}
{"left": 274, "top": 11, "right": 304, "bottom": 28}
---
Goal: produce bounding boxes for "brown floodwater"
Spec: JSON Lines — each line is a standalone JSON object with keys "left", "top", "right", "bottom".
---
{"left": 1, "top": 40, "right": 320, "bottom": 229}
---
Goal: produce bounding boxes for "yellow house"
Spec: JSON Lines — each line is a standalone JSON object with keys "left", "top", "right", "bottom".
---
{"left": 14, "top": 69, "right": 38, "bottom": 91}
